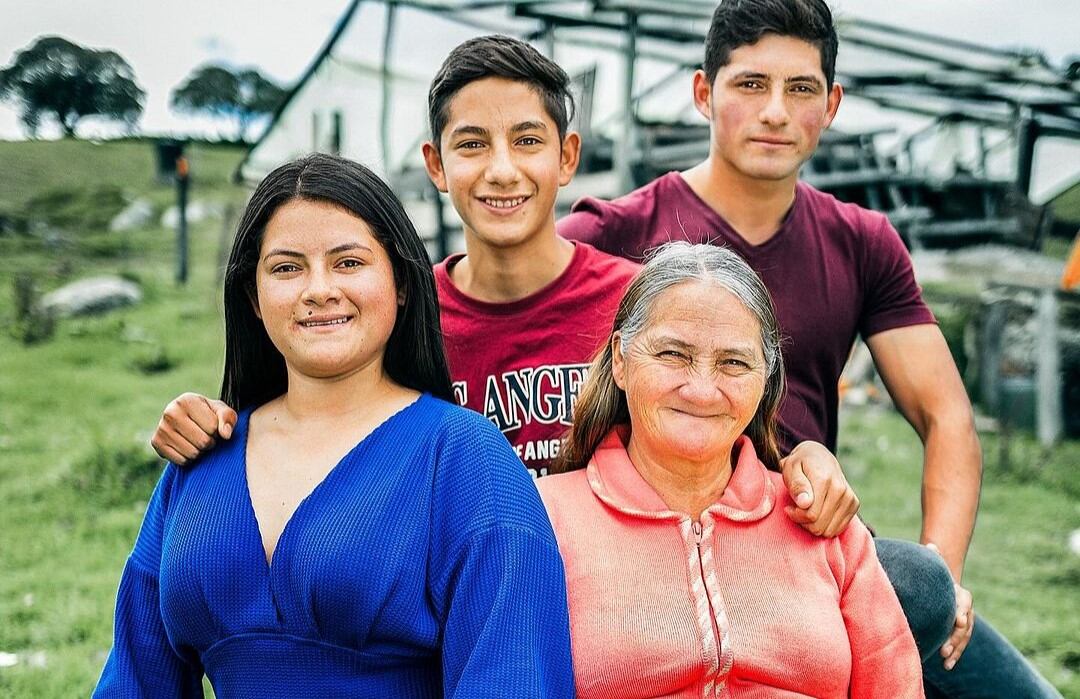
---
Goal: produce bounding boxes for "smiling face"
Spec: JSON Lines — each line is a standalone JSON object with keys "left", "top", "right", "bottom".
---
{"left": 613, "top": 281, "right": 767, "bottom": 467}
{"left": 422, "top": 77, "right": 580, "bottom": 252}
{"left": 253, "top": 198, "right": 400, "bottom": 382}
{"left": 693, "top": 33, "right": 842, "bottom": 186}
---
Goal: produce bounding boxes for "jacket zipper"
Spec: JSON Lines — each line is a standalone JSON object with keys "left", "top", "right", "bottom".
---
{"left": 693, "top": 520, "right": 725, "bottom": 696}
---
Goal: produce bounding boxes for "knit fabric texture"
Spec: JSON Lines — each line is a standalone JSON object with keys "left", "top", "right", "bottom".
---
{"left": 94, "top": 394, "right": 575, "bottom": 698}
{"left": 538, "top": 428, "right": 924, "bottom": 698}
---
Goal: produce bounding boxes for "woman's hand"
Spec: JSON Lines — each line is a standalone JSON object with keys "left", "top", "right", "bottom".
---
{"left": 780, "top": 440, "right": 860, "bottom": 537}
{"left": 150, "top": 393, "right": 236, "bottom": 465}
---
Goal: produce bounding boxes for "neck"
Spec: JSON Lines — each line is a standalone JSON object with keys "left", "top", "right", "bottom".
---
{"left": 682, "top": 156, "right": 798, "bottom": 245}
{"left": 278, "top": 359, "right": 401, "bottom": 424}
{"left": 626, "top": 437, "right": 734, "bottom": 521}
{"left": 451, "top": 225, "right": 575, "bottom": 303}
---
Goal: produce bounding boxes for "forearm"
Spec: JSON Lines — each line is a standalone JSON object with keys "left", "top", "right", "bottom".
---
{"left": 918, "top": 413, "right": 982, "bottom": 582}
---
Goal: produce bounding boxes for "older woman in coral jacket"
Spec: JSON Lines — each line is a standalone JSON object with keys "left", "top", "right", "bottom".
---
{"left": 539, "top": 242, "right": 923, "bottom": 698}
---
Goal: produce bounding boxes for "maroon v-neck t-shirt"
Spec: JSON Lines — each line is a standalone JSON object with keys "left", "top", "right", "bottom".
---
{"left": 558, "top": 172, "right": 934, "bottom": 452}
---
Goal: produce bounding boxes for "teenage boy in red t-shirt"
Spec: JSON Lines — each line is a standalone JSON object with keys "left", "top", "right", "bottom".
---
{"left": 557, "top": 1, "right": 1057, "bottom": 696}
{"left": 150, "top": 37, "right": 851, "bottom": 518}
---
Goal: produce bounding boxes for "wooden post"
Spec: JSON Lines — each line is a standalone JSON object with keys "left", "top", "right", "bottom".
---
{"left": 1036, "top": 289, "right": 1062, "bottom": 446}
{"left": 176, "top": 156, "right": 190, "bottom": 286}
{"left": 980, "top": 299, "right": 1005, "bottom": 415}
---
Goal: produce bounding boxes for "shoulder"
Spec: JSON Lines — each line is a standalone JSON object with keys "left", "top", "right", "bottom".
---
{"left": 536, "top": 469, "right": 590, "bottom": 510}
{"left": 424, "top": 398, "right": 549, "bottom": 527}
{"left": 574, "top": 241, "right": 641, "bottom": 284}
{"left": 536, "top": 469, "right": 594, "bottom": 544}
{"left": 561, "top": 175, "right": 673, "bottom": 232}
{"left": 797, "top": 181, "right": 892, "bottom": 239}
{"left": 576, "top": 174, "right": 672, "bottom": 218}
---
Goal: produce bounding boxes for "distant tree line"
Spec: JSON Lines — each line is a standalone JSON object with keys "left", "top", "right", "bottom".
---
{"left": 0, "top": 36, "right": 144, "bottom": 138}
{"left": 171, "top": 64, "right": 287, "bottom": 143}
{"left": 0, "top": 36, "right": 286, "bottom": 141}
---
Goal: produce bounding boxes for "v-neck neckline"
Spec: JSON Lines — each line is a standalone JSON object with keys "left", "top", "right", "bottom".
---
{"left": 238, "top": 393, "right": 428, "bottom": 571}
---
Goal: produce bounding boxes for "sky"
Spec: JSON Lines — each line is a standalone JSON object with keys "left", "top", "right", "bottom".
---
{"left": 0, "top": 0, "right": 1076, "bottom": 140}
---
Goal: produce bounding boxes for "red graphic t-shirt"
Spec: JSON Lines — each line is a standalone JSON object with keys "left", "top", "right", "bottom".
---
{"left": 435, "top": 242, "right": 640, "bottom": 477}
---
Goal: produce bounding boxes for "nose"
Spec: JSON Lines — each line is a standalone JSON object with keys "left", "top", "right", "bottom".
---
{"left": 301, "top": 266, "right": 342, "bottom": 306}
{"left": 678, "top": 367, "right": 721, "bottom": 406}
{"left": 484, "top": 142, "right": 521, "bottom": 186}
{"left": 759, "top": 86, "right": 790, "bottom": 127}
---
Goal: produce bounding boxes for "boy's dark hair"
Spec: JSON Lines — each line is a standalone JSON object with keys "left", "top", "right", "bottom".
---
{"left": 703, "top": 0, "right": 839, "bottom": 87}
{"left": 427, "top": 35, "right": 575, "bottom": 149}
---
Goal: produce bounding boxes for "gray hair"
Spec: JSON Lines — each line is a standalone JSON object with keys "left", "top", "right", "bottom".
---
{"left": 617, "top": 242, "right": 781, "bottom": 381}
{"left": 555, "top": 241, "right": 786, "bottom": 473}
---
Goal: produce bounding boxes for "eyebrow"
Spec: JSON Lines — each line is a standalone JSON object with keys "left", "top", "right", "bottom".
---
{"left": 510, "top": 120, "right": 549, "bottom": 134}
{"left": 651, "top": 335, "right": 759, "bottom": 357}
{"left": 651, "top": 336, "right": 698, "bottom": 352}
{"left": 448, "top": 124, "right": 488, "bottom": 140}
{"left": 729, "top": 70, "right": 824, "bottom": 88}
{"left": 785, "top": 75, "right": 824, "bottom": 88}
{"left": 262, "top": 243, "right": 372, "bottom": 260}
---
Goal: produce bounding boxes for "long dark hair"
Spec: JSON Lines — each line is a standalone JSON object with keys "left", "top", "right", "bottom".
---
{"left": 220, "top": 153, "right": 454, "bottom": 410}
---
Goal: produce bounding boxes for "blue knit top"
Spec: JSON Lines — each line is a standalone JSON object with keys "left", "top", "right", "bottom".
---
{"left": 94, "top": 394, "right": 575, "bottom": 698}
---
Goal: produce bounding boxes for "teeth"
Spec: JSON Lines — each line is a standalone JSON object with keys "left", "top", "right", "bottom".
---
{"left": 483, "top": 196, "right": 525, "bottom": 209}
{"left": 301, "top": 317, "right": 349, "bottom": 327}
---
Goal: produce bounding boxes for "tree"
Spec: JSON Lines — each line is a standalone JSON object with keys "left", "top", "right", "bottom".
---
{"left": 0, "top": 36, "right": 144, "bottom": 138}
{"left": 172, "top": 64, "right": 287, "bottom": 142}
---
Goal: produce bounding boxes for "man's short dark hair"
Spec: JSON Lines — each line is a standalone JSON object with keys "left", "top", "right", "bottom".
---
{"left": 428, "top": 35, "right": 575, "bottom": 149}
{"left": 703, "top": 0, "right": 839, "bottom": 86}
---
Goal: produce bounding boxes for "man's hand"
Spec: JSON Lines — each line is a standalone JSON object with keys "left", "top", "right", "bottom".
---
{"left": 927, "top": 542, "right": 975, "bottom": 669}
{"left": 150, "top": 393, "right": 236, "bottom": 465}
{"left": 780, "top": 440, "right": 860, "bottom": 537}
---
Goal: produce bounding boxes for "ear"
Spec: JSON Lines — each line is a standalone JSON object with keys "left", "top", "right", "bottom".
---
{"left": 691, "top": 69, "right": 713, "bottom": 122}
{"left": 397, "top": 287, "right": 406, "bottom": 307}
{"left": 611, "top": 333, "right": 627, "bottom": 390}
{"left": 822, "top": 82, "right": 843, "bottom": 129}
{"left": 421, "top": 141, "right": 448, "bottom": 193}
{"left": 558, "top": 130, "right": 582, "bottom": 186}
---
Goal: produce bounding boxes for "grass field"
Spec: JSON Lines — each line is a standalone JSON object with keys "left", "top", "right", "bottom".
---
{"left": 0, "top": 140, "right": 1077, "bottom": 696}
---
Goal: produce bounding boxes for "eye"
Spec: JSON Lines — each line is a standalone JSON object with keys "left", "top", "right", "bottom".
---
{"left": 457, "top": 140, "right": 485, "bottom": 150}
{"left": 337, "top": 258, "right": 364, "bottom": 269}
{"left": 658, "top": 350, "right": 688, "bottom": 361}
{"left": 720, "top": 357, "right": 753, "bottom": 372}
{"left": 790, "top": 83, "right": 817, "bottom": 94}
{"left": 517, "top": 136, "right": 542, "bottom": 147}
{"left": 739, "top": 80, "right": 765, "bottom": 90}
{"left": 271, "top": 262, "right": 301, "bottom": 274}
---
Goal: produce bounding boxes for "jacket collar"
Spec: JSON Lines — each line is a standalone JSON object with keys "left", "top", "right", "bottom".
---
{"left": 586, "top": 426, "right": 775, "bottom": 523}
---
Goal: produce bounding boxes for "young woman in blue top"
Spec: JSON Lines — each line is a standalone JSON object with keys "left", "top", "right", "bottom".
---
{"left": 94, "top": 153, "right": 575, "bottom": 698}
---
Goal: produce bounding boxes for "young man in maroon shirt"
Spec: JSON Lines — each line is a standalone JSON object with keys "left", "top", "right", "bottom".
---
{"left": 151, "top": 37, "right": 843, "bottom": 487}
{"left": 558, "top": 1, "right": 1057, "bottom": 696}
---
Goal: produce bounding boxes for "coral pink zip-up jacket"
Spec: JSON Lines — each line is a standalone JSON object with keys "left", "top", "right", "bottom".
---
{"left": 537, "top": 428, "right": 923, "bottom": 699}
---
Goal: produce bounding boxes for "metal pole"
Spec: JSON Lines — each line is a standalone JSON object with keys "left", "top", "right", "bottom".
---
{"left": 176, "top": 157, "right": 189, "bottom": 286}
{"left": 380, "top": 1, "right": 398, "bottom": 176}
{"left": 1015, "top": 106, "right": 1037, "bottom": 196}
{"left": 542, "top": 21, "right": 555, "bottom": 58}
{"left": 616, "top": 12, "right": 639, "bottom": 194}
